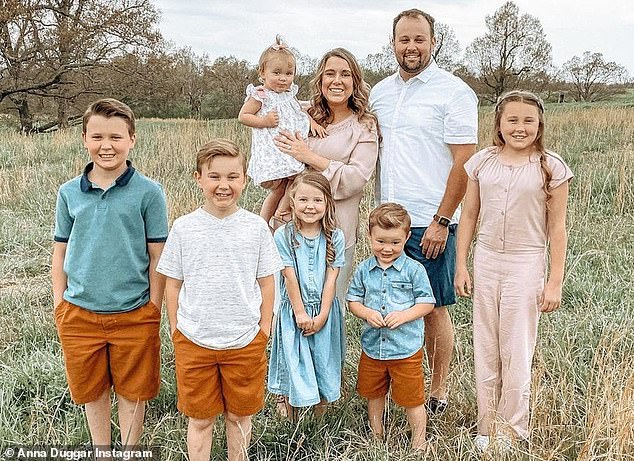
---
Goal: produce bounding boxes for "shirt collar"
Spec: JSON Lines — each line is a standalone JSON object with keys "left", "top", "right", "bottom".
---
{"left": 80, "top": 160, "right": 135, "bottom": 192}
{"left": 396, "top": 58, "right": 439, "bottom": 85}
{"left": 369, "top": 252, "right": 408, "bottom": 272}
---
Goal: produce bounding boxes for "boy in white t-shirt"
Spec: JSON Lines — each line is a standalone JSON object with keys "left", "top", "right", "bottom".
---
{"left": 157, "top": 139, "right": 283, "bottom": 461}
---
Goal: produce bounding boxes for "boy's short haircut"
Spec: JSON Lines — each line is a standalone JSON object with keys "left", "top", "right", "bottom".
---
{"left": 369, "top": 203, "right": 411, "bottom": 233}
{"left": 196, "top": 138, "right": 247, "bottom": 174}
{"left": 82, "top": 98, "right": 135, "bottom": 136}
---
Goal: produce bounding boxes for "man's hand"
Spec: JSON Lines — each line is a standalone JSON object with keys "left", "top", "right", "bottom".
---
{"left": 421, "top": 221, "right": 449, "bottom": 259}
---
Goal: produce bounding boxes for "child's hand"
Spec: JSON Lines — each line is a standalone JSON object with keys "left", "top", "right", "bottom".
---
{"left": 263, "top": 110, "right": 279, "bottom": 128}
{"left": 303, "top": 313, "right": 327, "bottom": 336}
{"left": 310, "top": 119, "right": 328, "bottom": 138}
{"left": 365, "top": 309, "right": 386, "bottom": 329}
{"left": 454, "top": 266, "right": 472, "bottom": 297}
{"left": 295, "top": 311, "right": 313, "bottom": 330}
{"left": 384, "top": 311, "right": 410, "bottom": 329}
{"left": 539, "top": 279, "right": 562, "bottom": 313}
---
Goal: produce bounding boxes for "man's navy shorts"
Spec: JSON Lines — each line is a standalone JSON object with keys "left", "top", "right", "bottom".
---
{"left": 404, "top": 225, "right": 457, "bottom": 307}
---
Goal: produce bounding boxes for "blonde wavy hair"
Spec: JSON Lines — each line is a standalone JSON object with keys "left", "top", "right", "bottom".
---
{"left": 494, "top": 90, "right": 552, "bottom": 205}
{"left": 286, "top": 172, "right": 338, "bottom": 266}
{"left": 308, "top": 48, "right": 377, "bottom": 133}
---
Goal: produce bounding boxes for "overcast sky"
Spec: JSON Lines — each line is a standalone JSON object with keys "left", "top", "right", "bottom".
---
{"left": 153, "top": 0, "right": 634, "bottom": 75}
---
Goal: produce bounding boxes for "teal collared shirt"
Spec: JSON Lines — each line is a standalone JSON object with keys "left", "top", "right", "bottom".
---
{"left": 347, "top": 252, "right": 436, "bottom": 360}
{"left": 54, "top": 161, "right": 168, "bottom": 313}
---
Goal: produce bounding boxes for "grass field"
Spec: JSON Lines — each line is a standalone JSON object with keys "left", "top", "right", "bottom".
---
{"left": 0, "top": 105, "right": 633, "bottom": 460}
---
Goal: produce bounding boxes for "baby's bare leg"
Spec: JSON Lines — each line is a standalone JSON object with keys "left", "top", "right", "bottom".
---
{"left": 259, "top": 179, "right": 285, "bottom": 226}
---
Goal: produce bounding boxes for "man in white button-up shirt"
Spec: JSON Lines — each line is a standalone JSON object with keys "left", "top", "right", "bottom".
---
{"left": 370, "top": 8, "right": 478, "bottom": 414}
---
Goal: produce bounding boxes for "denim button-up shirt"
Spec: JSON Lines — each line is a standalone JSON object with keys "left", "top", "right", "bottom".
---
{"left": 347, "top": 253, "right": 435, "bottom": 360}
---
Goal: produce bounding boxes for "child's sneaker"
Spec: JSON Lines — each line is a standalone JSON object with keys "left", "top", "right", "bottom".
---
{"left": 425, "top": 396, "right": 448, "bottom": 415}
{"left": 474, "top": 434, "right": 490, "bottom": 452}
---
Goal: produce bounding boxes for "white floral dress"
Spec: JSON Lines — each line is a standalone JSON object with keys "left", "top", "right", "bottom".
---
{"left": 245, "top": 83, "right": 309, "bottom": 186}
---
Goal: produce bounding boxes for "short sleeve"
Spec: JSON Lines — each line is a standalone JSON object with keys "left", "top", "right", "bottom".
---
{"left": 464, "top": 147, "right": 495, "bottom": 181}
{"left": 346, "top": 262, "right": 366, "bottom": 302}
{"left": 332, "top": 228, "right": 346, "bottom": 268}
{"left": 411, "top": 264, "right": 436, "bottom": 305}
{"left": 144, "top": 186, "right": 169, "bottom": 242}
{"left": 54, "top": 188, "right": 72, "bottom": 242}
{"left": 443, "top": 83, "right": 478, "bottom": 145}
{"left": 274, "top": 226, "right": 295, "bottom": 267}
{"left": 546, "top": 152, "right": 574, "bottom": 189}
{"left": 246, "top": 83, "right": 266, "bottom": 103}
{"left": 156, "top": 224, "right": 183, "bottom": 280}
{"left": 256, "top": 222, "right": 283, "bottom": 278}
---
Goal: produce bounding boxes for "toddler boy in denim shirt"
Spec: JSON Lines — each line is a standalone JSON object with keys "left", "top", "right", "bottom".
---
{"left": 347, "top": 203, "right": 435, "bottom": 449}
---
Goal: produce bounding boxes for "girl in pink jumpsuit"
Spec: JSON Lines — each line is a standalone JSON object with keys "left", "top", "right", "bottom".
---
{"left": 454, "top": 91, "right": 573, "bottom": 450}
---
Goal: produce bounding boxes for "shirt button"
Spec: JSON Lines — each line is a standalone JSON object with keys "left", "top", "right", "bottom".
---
{"left": 504, "top": 188, "right": 508, "bottom": 192}
{"left": 383, "top": 273, "right": 387, "bottom": 276}
{"left": 382, "top": 338, "right": 386, "bottom": 341}
{"left": 381, "top": 306, "right": 385, "bottom": 310}
{"left": 382, "top": 289, "right": 386, "bottom": 293}
{"left": 499, "top": 237, "right": 504, "bottom": 241}
{"left": 501, "top": 211, "right": 505, "bottom": 215}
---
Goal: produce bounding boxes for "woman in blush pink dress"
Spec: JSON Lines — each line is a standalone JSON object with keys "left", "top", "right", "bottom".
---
{"left": 274, "top": 47, "right": 379, "bottom": 306}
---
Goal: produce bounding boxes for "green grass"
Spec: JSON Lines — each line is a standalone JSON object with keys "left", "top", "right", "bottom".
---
{"left": 0, "top": 109, "right": 633, "bottom": 460}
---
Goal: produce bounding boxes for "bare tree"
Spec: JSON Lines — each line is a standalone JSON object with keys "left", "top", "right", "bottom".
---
{"left": 434, "top": 23, "right": 461, "bottom": 72}
{"left": 0, "top": 0, "right": 160, "bottom": 132}
{"left": 465, "top": 1, "right": 552, "bottom": 101}
{"left": 562, "top": 51, "right": 629, "bottom": 102}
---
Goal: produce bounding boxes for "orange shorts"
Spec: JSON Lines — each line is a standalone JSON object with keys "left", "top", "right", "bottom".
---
{"left": 173, "top": 328, "right": 268, "bottom": 419}
{"left": 356, "top": 348, "right": 425, "bottom": 408}
{"left": 54, "top": 299, "right": 161, "bottom": 404}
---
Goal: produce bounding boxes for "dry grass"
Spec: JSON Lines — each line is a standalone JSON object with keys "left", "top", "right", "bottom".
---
{"left": 0, "top": 105, "right": 633, "bottom": 459}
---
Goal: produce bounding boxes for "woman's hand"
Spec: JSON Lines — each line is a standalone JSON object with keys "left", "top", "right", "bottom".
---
{"left": 274, "top": 130, "right": 311, "bottom": 162}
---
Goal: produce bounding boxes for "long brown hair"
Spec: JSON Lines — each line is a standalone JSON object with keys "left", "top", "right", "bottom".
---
{"left": 287, "top": 172, "right": 337, "bottom": 266}
{"left": 308, "top": 48, "right": 377, "bottom": 133}
{"left": 494, "top": 90, "right": 552, "bottom": 205}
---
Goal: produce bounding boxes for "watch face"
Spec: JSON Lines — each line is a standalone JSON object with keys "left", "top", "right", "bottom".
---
{"left": 435, "top": 214, "right": 450, "bottom": 226}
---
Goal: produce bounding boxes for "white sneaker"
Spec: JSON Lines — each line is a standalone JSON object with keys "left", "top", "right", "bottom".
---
{"left": 474, "top": 434, "right": 490, "bottom": 451}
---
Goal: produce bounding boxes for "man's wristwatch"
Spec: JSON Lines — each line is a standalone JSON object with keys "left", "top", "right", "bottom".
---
{"left": 433, "top": 214, "right": 451, "bottom": 227}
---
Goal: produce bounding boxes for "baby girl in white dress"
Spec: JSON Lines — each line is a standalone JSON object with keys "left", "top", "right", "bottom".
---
{"left": 239, "top": 36, "right": 325, "bottom": 227}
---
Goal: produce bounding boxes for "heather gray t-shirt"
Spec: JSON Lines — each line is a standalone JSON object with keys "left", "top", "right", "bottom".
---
{"left": 157, "top": 207, "right": 283, "bottom": 349}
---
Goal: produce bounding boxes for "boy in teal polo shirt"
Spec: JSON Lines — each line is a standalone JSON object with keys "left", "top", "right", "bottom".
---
{"left": 52, "top": 98, "right": 168, "bottom": 449}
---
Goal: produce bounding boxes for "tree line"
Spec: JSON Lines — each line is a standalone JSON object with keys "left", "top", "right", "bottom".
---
{"left": 1, "top": 0, "right": 630, "bottom": 133}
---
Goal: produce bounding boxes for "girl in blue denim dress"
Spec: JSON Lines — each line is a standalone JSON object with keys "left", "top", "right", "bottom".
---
{"left": 268, "top": 172, "right": 346, "bottom": 418}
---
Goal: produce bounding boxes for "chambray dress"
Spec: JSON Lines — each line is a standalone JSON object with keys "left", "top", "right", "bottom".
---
{"left": 245, "top": 83, "right": 309, "bottom": 186}
{"left": 268, "top": 224, "right": 346, "bottom": 407}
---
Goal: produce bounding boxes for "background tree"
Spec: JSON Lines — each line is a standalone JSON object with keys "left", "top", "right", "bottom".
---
{"left": 562, "top": 51, "right": 630, "bottom": 102}
{"left": 0, "top": 0, "right": 160, "bottom": 132}
{"left": 434, "top": 23, "right": 462, "bottom": 72}
{"left": 465, "top": 1, "right": 552, "bottom": 101}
